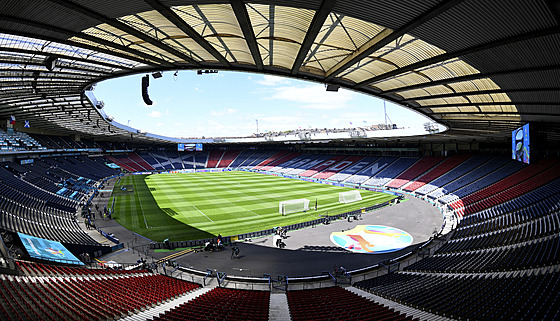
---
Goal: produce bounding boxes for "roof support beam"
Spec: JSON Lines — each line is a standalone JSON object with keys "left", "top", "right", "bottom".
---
{"left": 268, "top": 5, "right": 275, "bottom": 66}
{"left": 192, "top": 4, "right": 237, "bottom": 63}
{"left": 0, "top": 88, "right": 79, "bottom": 96}
{"left": 230, "top": 0, "right": 263, "bottom": 70}
{"left": 401, "top": 87, "right": 560, "bottom": 102}
{"left": 0, "top": 93, "right": 78, "bottom": 104}
{"left": 143, "top": 0, "right": 231, "bottom": 67}
{"left": 291, "top": 0, "right": 337, "bottom": 76}
{"left": 0, "top": 36, "right": 131, "bottom": 72}
{"left": 0, "top": 81, "right": 87, "bottom": 88}
{"left": 355, "top": 26, "right": 560, "bottom": 88}
{"left": 47, "top": 0, "right": 200, "bottom": 66}
{"left": 0, "top": 105, "right": 69, "bottom": 114}
{"left": 324, "top": 0, "right": 466, "bottom": 81}
{"left": 427, "top": 111, "right": 560, "bottom": 117}
{"left": 421, "top": 101, "right": 557, "bottom": 109}
{"left": 0, "top": 15, "right": 172, "bottom": 67}
{"left": 382, "top": 65, "right": 560, "bottom": 95}
{"left": 324, "top": 28, "right": 392, "bottom": 80}
{"left": 0, "top": 68, "right": 104, "bottom": 79}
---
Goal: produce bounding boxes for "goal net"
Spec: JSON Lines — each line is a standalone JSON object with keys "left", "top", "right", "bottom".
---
{"left": 279, "top": 199, "right": 310, "bottom": 215}
{"left": 339, "top": 190, "right": 362, "bottom": 204}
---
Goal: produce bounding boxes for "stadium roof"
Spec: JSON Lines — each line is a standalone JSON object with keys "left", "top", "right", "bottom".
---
{"left": 0, "top": 0, "right": 559, "bottom": 143}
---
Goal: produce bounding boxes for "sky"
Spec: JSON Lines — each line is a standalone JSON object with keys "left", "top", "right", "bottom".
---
{"left": 94, "top": 71, "right": 433, "bottom": 138}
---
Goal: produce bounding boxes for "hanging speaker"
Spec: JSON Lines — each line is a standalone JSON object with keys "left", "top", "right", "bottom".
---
{"left": 44, "top": 56, "right": 58, "bottom": 71}
{"left": 141, "top": 75, "right": 153, "bottom": 105}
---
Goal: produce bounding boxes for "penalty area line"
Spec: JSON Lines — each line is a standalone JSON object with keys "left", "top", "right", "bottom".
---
{"left": 192, "top": 205, "right": 214, "bottom": 222}
{"left": 247, "top": 209, "right": 260, "bottom": 217}
{"left": 232, "top": 199, "right": 260, "bottom": 216}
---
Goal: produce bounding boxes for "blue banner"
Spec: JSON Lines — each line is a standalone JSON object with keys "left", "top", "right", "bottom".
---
{"left": 18, "top": 233, "right": 84, "bottom": 265}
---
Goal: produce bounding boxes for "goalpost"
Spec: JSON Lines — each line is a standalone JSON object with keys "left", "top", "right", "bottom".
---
{"left": 279, "top": 199, "right": 310, "bottom": 215}
{"left": 339, "top": 190, "right": 362, "bottom": 204}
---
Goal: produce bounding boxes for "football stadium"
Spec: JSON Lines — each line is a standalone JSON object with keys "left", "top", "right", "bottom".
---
{"left": 0, "top": 1, "right": 560, "bottom": 320}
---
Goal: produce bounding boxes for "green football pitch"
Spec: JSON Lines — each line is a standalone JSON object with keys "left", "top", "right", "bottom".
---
{"left": 110, "top": 171, "right": 396, "bottom": 242}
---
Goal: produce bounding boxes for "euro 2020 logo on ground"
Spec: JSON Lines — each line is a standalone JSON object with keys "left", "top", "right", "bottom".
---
{"left": 330, "top": 225, "right": 413, "bottom": 254}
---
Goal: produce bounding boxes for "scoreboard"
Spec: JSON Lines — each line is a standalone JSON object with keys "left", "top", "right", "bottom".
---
{"left": 178, "top": 143, "right": 203, "bottom": 152}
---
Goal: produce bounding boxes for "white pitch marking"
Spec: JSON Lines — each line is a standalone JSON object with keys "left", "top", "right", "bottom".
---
{"left": 192, "top": 205, "right": 214, "bottom": 222}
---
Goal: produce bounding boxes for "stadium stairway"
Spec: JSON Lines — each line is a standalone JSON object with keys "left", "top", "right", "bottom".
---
{"left": 129, "top": 153, "right": 155, "bottom": 171}
{"left": 217, "top": 150, "right": 241, "bottom": 168}
{"left": 106, "top": 155, "right": 136, "bottom": 172}
{"left": 402, "top": 155, "right": 470, "bottom": 192}
{"left": 261, "top": 152, "right": 301, "bottom": 171}
{"left": 253, "top": 150, "right": 292, "bottom": 170}
{"left": 206, "top": 150, "right": 224, "bottom": 168}
{"left": 385, "top": 156, "right": 444, "bottom": 189}
{"left": 346, "top": 287, "right": 453, "bottom": 321}
{"left": 313, "top": 155, "right": 365, "bottom": 180}
{"left": 121, "top": 286, "right": 214, "bottom": 321}
{"left": 269, "top": 293, "right": 292, "bottom": 321}
{"left": 299, "top": 155, "right": 346, "bottom": 177}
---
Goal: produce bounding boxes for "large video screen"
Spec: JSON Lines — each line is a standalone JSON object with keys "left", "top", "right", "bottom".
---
{"left": 18, "top": 233, "right": 84, "bottom": 265}
{"left": 512, "top": 123, "right": 530, "bottom": 164}
{"left": 178, "top": 143, "right": 203, "bottom": 152}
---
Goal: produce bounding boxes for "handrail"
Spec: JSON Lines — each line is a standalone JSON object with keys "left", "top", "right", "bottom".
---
{"left": 263, "top": 274, "right": 272, "bottom": 291}
{"left": 203, "top": 268, "right": 213, "bottom": 286}
{"left": 217, "top": 271, "right": 227, "bottom": 287}
{"left": 322, "top": 271, "right": 337, "bottom": 285}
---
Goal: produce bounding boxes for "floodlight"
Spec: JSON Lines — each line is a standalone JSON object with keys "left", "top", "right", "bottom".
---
{"left": 325, "top": 84, "right": 340, "bottom": 92}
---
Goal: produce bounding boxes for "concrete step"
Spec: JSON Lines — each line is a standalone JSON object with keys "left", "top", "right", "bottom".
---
{"left": 119, "top": 286, "right": 214, "bottom": 321}
{"left": 346, "top": 286, "right": 454, "bottom": 321}
{"left": 269, "top": 292, "right": 291, "bottom": 321}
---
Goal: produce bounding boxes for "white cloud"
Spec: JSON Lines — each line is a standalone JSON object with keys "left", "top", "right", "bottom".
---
{"left": 169, "top": 121, "right": 249, "bottom": 138}
{"left": 259, "top": 115, "right": 305, "bottom": 124}
{"left": 256, "top": 75, "right": 292, "bottom": 86}
{"left": 156, "top": 122, "right": 164, "bottom": 127}
{"left": 210, "top": 108, "right": 237, "bottom": 116}
{"left": 254, "top": 115, "right": 312, "bottom": 132}
{"left": 268, "top": 85, "right": 355, "bottom": 110}
{"left": 148, "top": 110, "right": 162, "bottom": 118}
